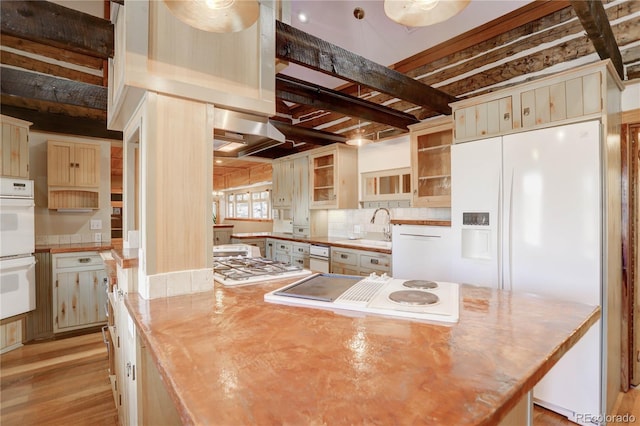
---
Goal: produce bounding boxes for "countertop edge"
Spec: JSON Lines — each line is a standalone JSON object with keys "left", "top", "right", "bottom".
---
{"left": 35, "top": 242, "right": 114, "bottom": 254}
{"left": 390, "top": 219, "right": 451, "bottom": 226}
{"left": 232, "top": 233, "right": 392, "bottom": 254}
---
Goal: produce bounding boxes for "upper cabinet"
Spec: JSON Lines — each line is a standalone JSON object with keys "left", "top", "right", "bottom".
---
{"left": 47, "top": 141, "right": 100, "bottom": 187}
{"left": 108, "top": 0, "right": 279, "bottom": 131}
{"left": 272, "top": 158, "right": 293, "bottom": 208}
{"left": 0, "top": 115, "right": 31, "bottom": 179}
{"left": 309, "top": 144, "right": 358, "bottom": 210}
{"left": 291, "top": 155, "right": 310, "bottom": 229}
{"left": 47, "top": 140, "right": 101, "bottom": 209}
{"left": 409, "top": 117, "right": 453, "bottom": 208}
{"left": 452, "top": 61, "right": 622, "bottom": 143}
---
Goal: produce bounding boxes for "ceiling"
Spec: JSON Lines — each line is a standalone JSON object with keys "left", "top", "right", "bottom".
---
{"left": 1, "top": 0, "right": 639, "bottom": 177}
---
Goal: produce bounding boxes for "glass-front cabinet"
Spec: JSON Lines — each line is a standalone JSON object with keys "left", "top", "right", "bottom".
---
{"left": 409, "top": 117, "right": 453, "bottom": 208}
{"left": 308, "top": 144, "right": 358, "bottom": 210}
{"left": 361, "top": 167, "right": 411, "bottom": 202}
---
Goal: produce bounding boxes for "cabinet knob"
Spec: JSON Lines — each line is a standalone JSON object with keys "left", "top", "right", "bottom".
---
{"left": 522, "top": 108, "right": 530, "bottom": 117}
{"left": 504, "top": 112, "right": 511, "bottom": 120}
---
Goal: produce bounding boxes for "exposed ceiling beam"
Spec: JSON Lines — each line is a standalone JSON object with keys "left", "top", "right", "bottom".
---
{"left": 270, "top": 120, "right": 347, "bottom": 146}
{"left": 276, "top": 74, "right": 419, "bottom": 131}
{"left": 275, "top": 20, "right": 456, "bottom": 116}
{"left": 1, "top": 104, "right": 122, "bottom": 140}
{"left": 570, "top": 0, "right": 624, "bottom": 79}
{"left": 0, "top": 0, "right": 113, "bottom": 59}
{"left": 1, "top": 67, "right": 107, "bottom": 111}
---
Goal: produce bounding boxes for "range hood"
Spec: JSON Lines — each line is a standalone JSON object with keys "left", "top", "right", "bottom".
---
{"left": 214, "top": 109, "right": 285, "bottom": 157}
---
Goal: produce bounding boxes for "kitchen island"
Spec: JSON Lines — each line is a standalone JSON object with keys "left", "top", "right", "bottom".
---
{"left": 125, "top": 279, "right": 599, "bottom": 425}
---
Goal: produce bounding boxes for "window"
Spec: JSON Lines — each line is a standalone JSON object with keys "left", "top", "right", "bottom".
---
{"left": 226, "top": 188, "right": 271, "bottom": 220}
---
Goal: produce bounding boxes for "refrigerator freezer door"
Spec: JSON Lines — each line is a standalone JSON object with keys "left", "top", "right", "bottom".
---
{"left": 451, "top": 137, "right": 501, "bottom": 288}
{"left": 502, "top": 120, "right": 602, "bottom": 420}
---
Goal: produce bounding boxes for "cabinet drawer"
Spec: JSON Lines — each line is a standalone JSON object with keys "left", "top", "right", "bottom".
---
{"left": 332, "top": 250, "right": 357, "bottom": 266}
{"left": 359, "top": 254, "right": 391, "bottom": 272}
{"left": 275, "top": 241, "right": 292, "bottom": 253}
{"left": 291, "top": 243, "right": 309, "bottom": 256}
{"left": 331, "top": 265, "right": 359, "bottom": 276}
{"left": 290, "top": 255, "right": 309, "bottom": 269}
{"left": 55, "top": 253, "right": 103, "bottom": 269}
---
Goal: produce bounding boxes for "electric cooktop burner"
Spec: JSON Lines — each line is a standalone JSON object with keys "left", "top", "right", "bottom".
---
{"left": 388, "top": 290, "right": 440, "bottom": 306}
{"left": 402, "top": 280, "right": 438, "bottom": 290}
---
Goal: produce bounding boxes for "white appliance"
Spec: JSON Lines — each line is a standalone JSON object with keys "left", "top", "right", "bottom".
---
{"left": 451, "top": 120, "right": 603, "bottom": 424}
{"left": 213, "top": 243, "right": 261, "bottom": 258}
{"left": 264, "top": 273, "right": 459, "bottom": 323}
{"left": 391, "top": 224, "right": 453, "bottom": 281}
{"left": 309, "top": 244, "right": 330, "bottom": 273}
{"left": 0, "top": 177, "right": 36, "bottom": 320}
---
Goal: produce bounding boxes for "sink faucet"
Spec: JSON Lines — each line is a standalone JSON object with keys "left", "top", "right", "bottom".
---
{"left": 370, "top": 207, "right": 391, "bottom": 241}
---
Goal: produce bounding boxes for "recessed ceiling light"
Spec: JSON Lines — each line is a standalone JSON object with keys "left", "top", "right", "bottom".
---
{"left": 298, "top": 12, "right": 308, "bottom": 23}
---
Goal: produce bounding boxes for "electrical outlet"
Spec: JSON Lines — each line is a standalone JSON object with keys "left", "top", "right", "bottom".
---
{"left": 94, "top": 232, "right": 102, "bottom": 243}
{"left": 90, "top": 219, "right": 102, "bottom": 230}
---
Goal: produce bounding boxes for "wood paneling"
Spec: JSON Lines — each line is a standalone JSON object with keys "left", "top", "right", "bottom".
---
{"left": 26, "top": 252, "right": 54, "bottom": 341}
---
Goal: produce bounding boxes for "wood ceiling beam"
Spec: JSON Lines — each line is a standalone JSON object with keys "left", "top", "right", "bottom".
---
{"left": 276, "top": 74, "right": 419, "bottom": 131}
{"left": 275, "top": 20, "right": 456, "bottom": 116}
{"left": 1, "top": 34, "right": 104, "bottom": 70}
{"left": 0, "top": 0, "right": 114, "bottom": 59}
{"left": 1, "top": 67, "right": 107, "bottom": 111}
{"left": 270, "top": 120, "right": 347, "bottom": 146}
{"left": 1, "top": 50, "right": 103, "bottom": 86}
{"left": 0, "top": 104, "right": 121, "bottom": 140}
{"left": 570, "top": 0, "right": 624, "bottom": 79}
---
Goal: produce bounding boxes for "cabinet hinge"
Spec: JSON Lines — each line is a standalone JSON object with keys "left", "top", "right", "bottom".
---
{"left": 132, "top": 365, "right": 136, "bottom": 381}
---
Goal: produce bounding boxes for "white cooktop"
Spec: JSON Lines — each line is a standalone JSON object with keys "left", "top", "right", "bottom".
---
{"left": 264, "top": 273, "right": 459, "bottom": 324}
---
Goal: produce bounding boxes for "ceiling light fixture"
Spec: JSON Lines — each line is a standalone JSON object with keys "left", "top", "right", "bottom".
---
{"left": 346, "top": 85, "right": 373, "bottom": 147}
{"left": 164, "top": 0, "right": 259, "bottom": 33}
{"left": 384, "top": 0, "right": 470, "bottom": 27}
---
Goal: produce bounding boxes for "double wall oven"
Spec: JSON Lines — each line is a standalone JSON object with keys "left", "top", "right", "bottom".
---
{"left": 0, "top": 177, "right": 36, "bottom": 320}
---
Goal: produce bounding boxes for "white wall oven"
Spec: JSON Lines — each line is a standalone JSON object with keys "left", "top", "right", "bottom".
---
{"left": 0, "top": 178, "right": 36, "bottom": 320}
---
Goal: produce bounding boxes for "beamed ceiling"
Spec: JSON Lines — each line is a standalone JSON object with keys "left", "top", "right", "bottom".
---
{"left": 1, "top": 0, "right": 640, "bottom": 176}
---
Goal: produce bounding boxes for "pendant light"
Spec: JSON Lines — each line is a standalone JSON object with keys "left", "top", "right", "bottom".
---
{"left": 384, "top": 0, "right": 470, "bottom": 27}
{"left": 346, "top": 85, "right": 373, "bottom": 147}
{"left": 164, "top": 0, "right": 260, "bottom": 33}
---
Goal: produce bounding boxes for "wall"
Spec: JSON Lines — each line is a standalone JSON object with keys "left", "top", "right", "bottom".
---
{"left": 622, "top": 80, "right": 640, "bottom": 111}
{"left": 30, "top": 131, "right": 114, "bottom": 245}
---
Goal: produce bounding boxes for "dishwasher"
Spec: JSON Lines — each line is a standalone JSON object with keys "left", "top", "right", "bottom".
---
{"left": 309, "top": 244, "right": 330, "bottom": 273}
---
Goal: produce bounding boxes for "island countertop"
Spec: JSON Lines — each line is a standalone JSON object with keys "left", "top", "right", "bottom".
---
{"left": 126, "top": 281, "right": 599, "bottom": 425}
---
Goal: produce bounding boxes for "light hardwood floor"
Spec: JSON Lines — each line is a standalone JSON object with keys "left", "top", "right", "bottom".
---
{"left": 0, "top": 333, "right": 118, "bottom": 426}
{"left": 1, "top": 332, "right": 639, "bottom": 426}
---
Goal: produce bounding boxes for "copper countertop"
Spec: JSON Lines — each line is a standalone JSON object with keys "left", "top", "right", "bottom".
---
{"left": 126, "top": 281, "right": 599, "bottom": 425}
{"left": 35, "top": 242, "right": 113, "bottom": 254}
{"left": 232, "top": 232, "right": 393, "bottom": 254}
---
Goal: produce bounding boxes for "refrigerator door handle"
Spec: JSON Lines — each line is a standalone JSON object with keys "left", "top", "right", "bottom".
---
{"left": 506, "top": 168, "right": 514, "bottom": 291}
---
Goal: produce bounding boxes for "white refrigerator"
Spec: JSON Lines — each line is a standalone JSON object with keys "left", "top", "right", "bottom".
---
{"left": 450, "top": 120, "right": 604, "bottom": 424}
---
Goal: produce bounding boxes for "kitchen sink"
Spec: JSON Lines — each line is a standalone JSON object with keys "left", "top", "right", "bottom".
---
{"left": 335, "top": 239, "right": 392, "bottom": 250}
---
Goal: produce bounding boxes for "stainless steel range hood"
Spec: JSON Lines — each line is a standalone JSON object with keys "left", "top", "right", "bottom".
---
{"left": 214, "top": 109, "right": 285, "bottom": 157}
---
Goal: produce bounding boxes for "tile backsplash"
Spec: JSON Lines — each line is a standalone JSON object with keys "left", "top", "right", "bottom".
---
{"left": 36, "top": 233, "right": 109, "bottom": 245}
{"left": 328, "top": 207, "right": 450, "bottom": 239}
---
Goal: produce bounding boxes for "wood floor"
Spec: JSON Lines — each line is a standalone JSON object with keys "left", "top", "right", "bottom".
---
{"left": 0, "top": 333, "right": 118, "bottom": 426}
{"left": 1, "top": 332, "right": 639, "bottom": 426}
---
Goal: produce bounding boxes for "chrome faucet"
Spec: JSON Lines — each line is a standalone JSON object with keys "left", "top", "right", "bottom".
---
{"left": 370, "top": 207, "right": 391, "bottom": 241}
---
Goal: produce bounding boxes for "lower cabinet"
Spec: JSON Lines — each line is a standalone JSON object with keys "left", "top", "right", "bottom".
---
{"left": 290, "top": 242, "right": 310, "bottom": 268}
{"left": 331, "top": 247, "right": 391, "bottom": 276}
{"left": 231, "top": 237, "right": 266, "bottom": 257}
{"left": 213, "top": 227, "right": 232, "bottom": 245}
{"left": 52, "top": 252, "right": 108, "bottom": 333}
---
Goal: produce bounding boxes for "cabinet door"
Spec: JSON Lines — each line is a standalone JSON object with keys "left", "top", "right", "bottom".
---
{"left": 292, "top": 156, "right": 309, "bottom": 225}
{"left": 411, "top": 125, "right": 452, "bottom": 208}
{"left": 309, "top": 151, "right": 336, "bottom": 208}
{"left": 48, "top": 141, "right": 75, "bottom": 186}
{"left": 74, "top": 143, "right": 101, "bottom": 187}
{"left": 54, "top": 269, "right": 107, "bottom": 332}
{"left": 272, "top": 159, "right": 292, "bottom": 207}
{"left": 1, "top": 122, "right": 29, "bottom": 178}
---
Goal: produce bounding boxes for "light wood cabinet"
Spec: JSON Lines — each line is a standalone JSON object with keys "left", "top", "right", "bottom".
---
{"left": 291, "top": 242, "right": 310, "bottom": 268}
{"left": 47, "top": 140, "right": 101, "bottom": 210}
{"left": 409, "top": 118, "right": 453, "bottom": 208}
{"left": 520, "top": 72, "right": 601, "bottom": 128}
{"left": 309, "top": 144, "right": 358, "bottom": 210}
{"left": 231, "top": 237, "right": 266, "bottom": 257}
{"left": 361, "top": 167, "right": 412, "bottom": 203}
{"left": 0, "top": 115, "right": 31, "bottom": 179}
{"left": 47, "top": 140, "right": 100, "bottom": 187}
{"left": 452, "top": 63, "right": 608, "bottom": 143}
{"left": 292, "top": 156, "right": 310, "bottom": 231}
{"left": 271, "top": 158, "right": 293, "bottom": 207}
{"left": 52, "top": 252, "right": 108, "bottom": 333}
{"left": 331, "top": 246, "right": 391, "bottom": 276}
{"left": 454, "top": 96, "right": 513, "bottom": 141}
{"left": 213, "top": 227, "right": 232, "bottom": 245}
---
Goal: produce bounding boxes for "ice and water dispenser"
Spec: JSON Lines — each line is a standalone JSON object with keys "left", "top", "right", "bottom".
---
{"left": 461, "top": 212, "right": 492, "bottom": 260}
